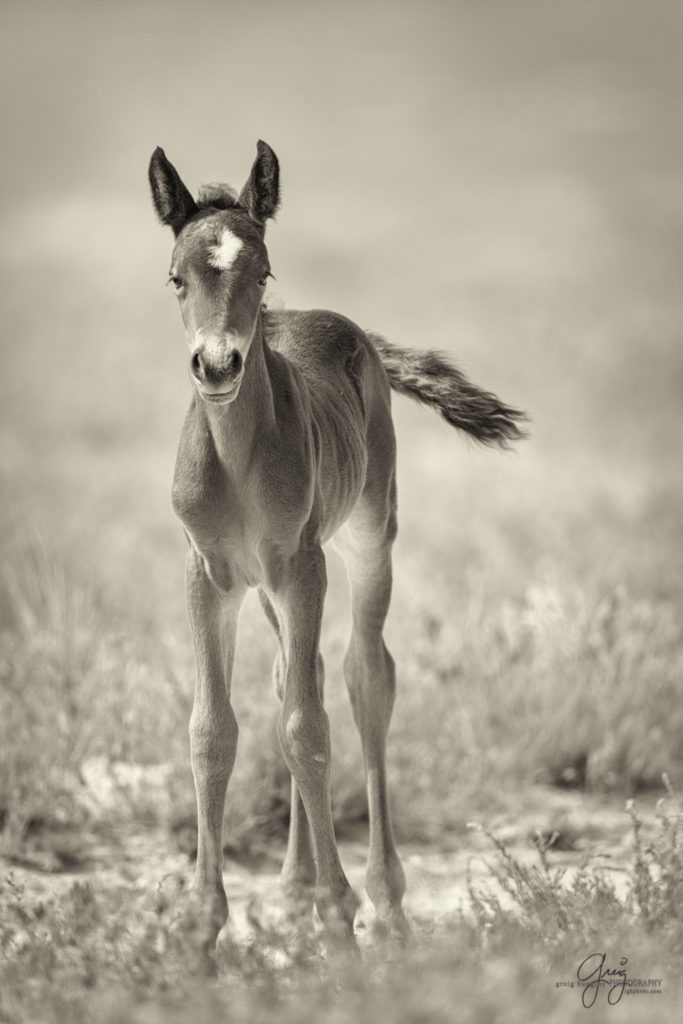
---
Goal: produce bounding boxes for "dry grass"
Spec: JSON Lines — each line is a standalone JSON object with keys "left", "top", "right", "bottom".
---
{"left": 2, "top": 487, "right": 682, "bottom": 855}
{"left": 2, "top": 797, "right": 681, "bottom": 1023}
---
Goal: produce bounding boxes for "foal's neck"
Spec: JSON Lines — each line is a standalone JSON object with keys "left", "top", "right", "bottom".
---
{"left": 196, "top": 310, "right": 275, "bottom": 475}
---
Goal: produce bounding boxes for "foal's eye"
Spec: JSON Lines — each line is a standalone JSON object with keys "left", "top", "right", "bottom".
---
{"left": 258, "top": 270, "right": 273, "bottom": 288}
{"left": 167, "top": 274, "right": 184, "bottom": 293}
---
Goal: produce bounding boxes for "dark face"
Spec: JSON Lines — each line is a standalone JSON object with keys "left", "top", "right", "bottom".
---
{"left": 169, "top": 208, "right": 272, "bottom": 406}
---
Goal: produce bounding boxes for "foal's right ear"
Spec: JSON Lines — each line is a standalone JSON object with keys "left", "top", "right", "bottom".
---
{"left": 148, "top": 147, "right": 198, "bottom": 236}
{"left": 238, "top": 141, "right": 280, "bottom": 225}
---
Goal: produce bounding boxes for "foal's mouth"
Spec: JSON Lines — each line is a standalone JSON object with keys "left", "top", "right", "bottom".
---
{"left": 196, "top": 377, "right": 243, "bottom": 405}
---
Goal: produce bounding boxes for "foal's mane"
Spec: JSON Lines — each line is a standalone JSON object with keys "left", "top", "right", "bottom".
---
{"left": 196, "top": 182, "right": 240, "bottom": 211}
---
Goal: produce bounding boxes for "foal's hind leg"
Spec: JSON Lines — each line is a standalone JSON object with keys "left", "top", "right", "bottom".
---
{"left": 338, "top": 504, "right": 409, "bottom": 942}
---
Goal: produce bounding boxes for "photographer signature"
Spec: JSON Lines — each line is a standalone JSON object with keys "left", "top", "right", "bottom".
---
{"left": 577, "top": 953, "right": 628, "bottom": 1008}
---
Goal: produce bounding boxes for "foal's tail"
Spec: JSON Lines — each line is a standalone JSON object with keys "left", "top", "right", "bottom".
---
{"left": 368, "top": 333, "right": 528, "bottom": 449}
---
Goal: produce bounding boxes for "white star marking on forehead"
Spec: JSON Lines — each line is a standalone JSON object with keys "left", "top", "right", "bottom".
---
{"left": 207, "top": 227, "right": 243, "bottom": 271}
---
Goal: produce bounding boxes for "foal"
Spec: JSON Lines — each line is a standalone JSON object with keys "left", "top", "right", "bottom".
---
{"left": 149, "top": 141, "right": 525, "bottom": 952}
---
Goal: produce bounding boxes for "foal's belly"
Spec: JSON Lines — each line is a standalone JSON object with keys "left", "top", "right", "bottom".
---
{"left": 317, "top": 458, "right": 367, "bottom": 543}
{"left": 310, "top": 396, "right": 368, "bottom": 544}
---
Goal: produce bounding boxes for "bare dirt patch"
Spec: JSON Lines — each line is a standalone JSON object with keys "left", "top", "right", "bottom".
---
{"left": 1, "top": 788, "right": 652, "bottom": 942}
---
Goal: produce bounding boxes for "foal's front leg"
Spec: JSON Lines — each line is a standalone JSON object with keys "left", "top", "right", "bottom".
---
{"left": 258, "top": 588, "right": 317, "bottom": 917}
{"left": 185, "top": 547, "right": 245, "bottom": 952}
{"left": 275, "top": 544, "right": 359, "bottom": 950}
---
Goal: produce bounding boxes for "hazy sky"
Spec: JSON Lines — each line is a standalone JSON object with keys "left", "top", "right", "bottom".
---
{"left": 1, "top": 0, "right": 682, "bottom": 488}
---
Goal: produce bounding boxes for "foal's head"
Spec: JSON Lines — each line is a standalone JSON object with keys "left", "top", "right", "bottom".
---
{"left": 149, "top": 141, "right": 279, "bottom": 406}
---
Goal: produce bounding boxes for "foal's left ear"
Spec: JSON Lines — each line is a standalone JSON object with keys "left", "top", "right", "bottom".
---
{"left": 238, "top": 140, "right": 280, "bottom": 225}
{"left": 148, "top": 147, "right": 198, "bottom": 236}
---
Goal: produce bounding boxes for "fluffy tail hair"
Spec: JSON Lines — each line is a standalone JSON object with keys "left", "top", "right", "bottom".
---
{"left": 369, "top": 334, "right": 528, "bottom": 448}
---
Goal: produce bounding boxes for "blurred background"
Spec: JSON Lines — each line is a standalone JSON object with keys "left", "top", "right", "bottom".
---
{"left": 1, "top": 0, "right": 682, "bottom": 858}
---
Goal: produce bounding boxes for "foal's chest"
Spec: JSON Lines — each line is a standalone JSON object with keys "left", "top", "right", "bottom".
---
{"left": 171, "top": 430, "right": 308, "bottom": 593}
{"left": 172, "top": 455, "right": 250, "bottom": 586}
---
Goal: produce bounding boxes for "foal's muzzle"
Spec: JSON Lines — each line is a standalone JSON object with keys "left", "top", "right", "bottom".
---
{"left": 191, "top": 343, "right": 244, "bottom": 404}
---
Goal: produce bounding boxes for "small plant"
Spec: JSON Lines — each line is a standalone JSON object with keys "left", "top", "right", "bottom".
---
{"left": 626, "top": 775, "right": 683, "bottom": 946}
{"left": 464, "top": 821, "right": 626, "bottom": 967}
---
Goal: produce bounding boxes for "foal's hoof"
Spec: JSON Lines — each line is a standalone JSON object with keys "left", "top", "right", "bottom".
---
{"left": 322, "top": 926, "right": 361, "bottom": 967}
{"left": 317, "top": 909, "right": 361, "bottom": 964}
{"left": 371, "top": 908, "right": 411, "bottom": 950}
{"left": 316, "top": 885, "right": 361, "bottom": 962}
{"left": 162, "top": 879, "right": 227, "bottom": 972}
{"left": 285, "top": 921, "right": 320, "bottom": 964}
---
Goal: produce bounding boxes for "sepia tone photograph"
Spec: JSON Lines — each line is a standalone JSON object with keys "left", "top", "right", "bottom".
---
{"left": 1, "top": 0, "right": 681, "bottom": 1020}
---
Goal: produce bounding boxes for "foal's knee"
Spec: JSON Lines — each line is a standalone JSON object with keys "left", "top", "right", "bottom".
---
{"left": 277, "top": 702, "right": 330, "bottom": 781}
{"left": 189, "top": 701, "right": 238, "bottom": 768}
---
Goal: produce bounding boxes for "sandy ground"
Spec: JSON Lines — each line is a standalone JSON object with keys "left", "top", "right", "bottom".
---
{"left": 1, "top": 788, "right": 652, "bottom": 944}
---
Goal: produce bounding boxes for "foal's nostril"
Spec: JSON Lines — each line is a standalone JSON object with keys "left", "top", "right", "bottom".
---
{"left": 191, "top": 351, "right": 202, "bottom": 377}
{"left": 228, "top": 349, "right": 242, "bottom": 376}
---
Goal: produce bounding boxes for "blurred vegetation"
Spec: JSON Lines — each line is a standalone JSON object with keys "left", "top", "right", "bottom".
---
{"left": 2, "top": 497, "right": 682, "bottom": 858}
